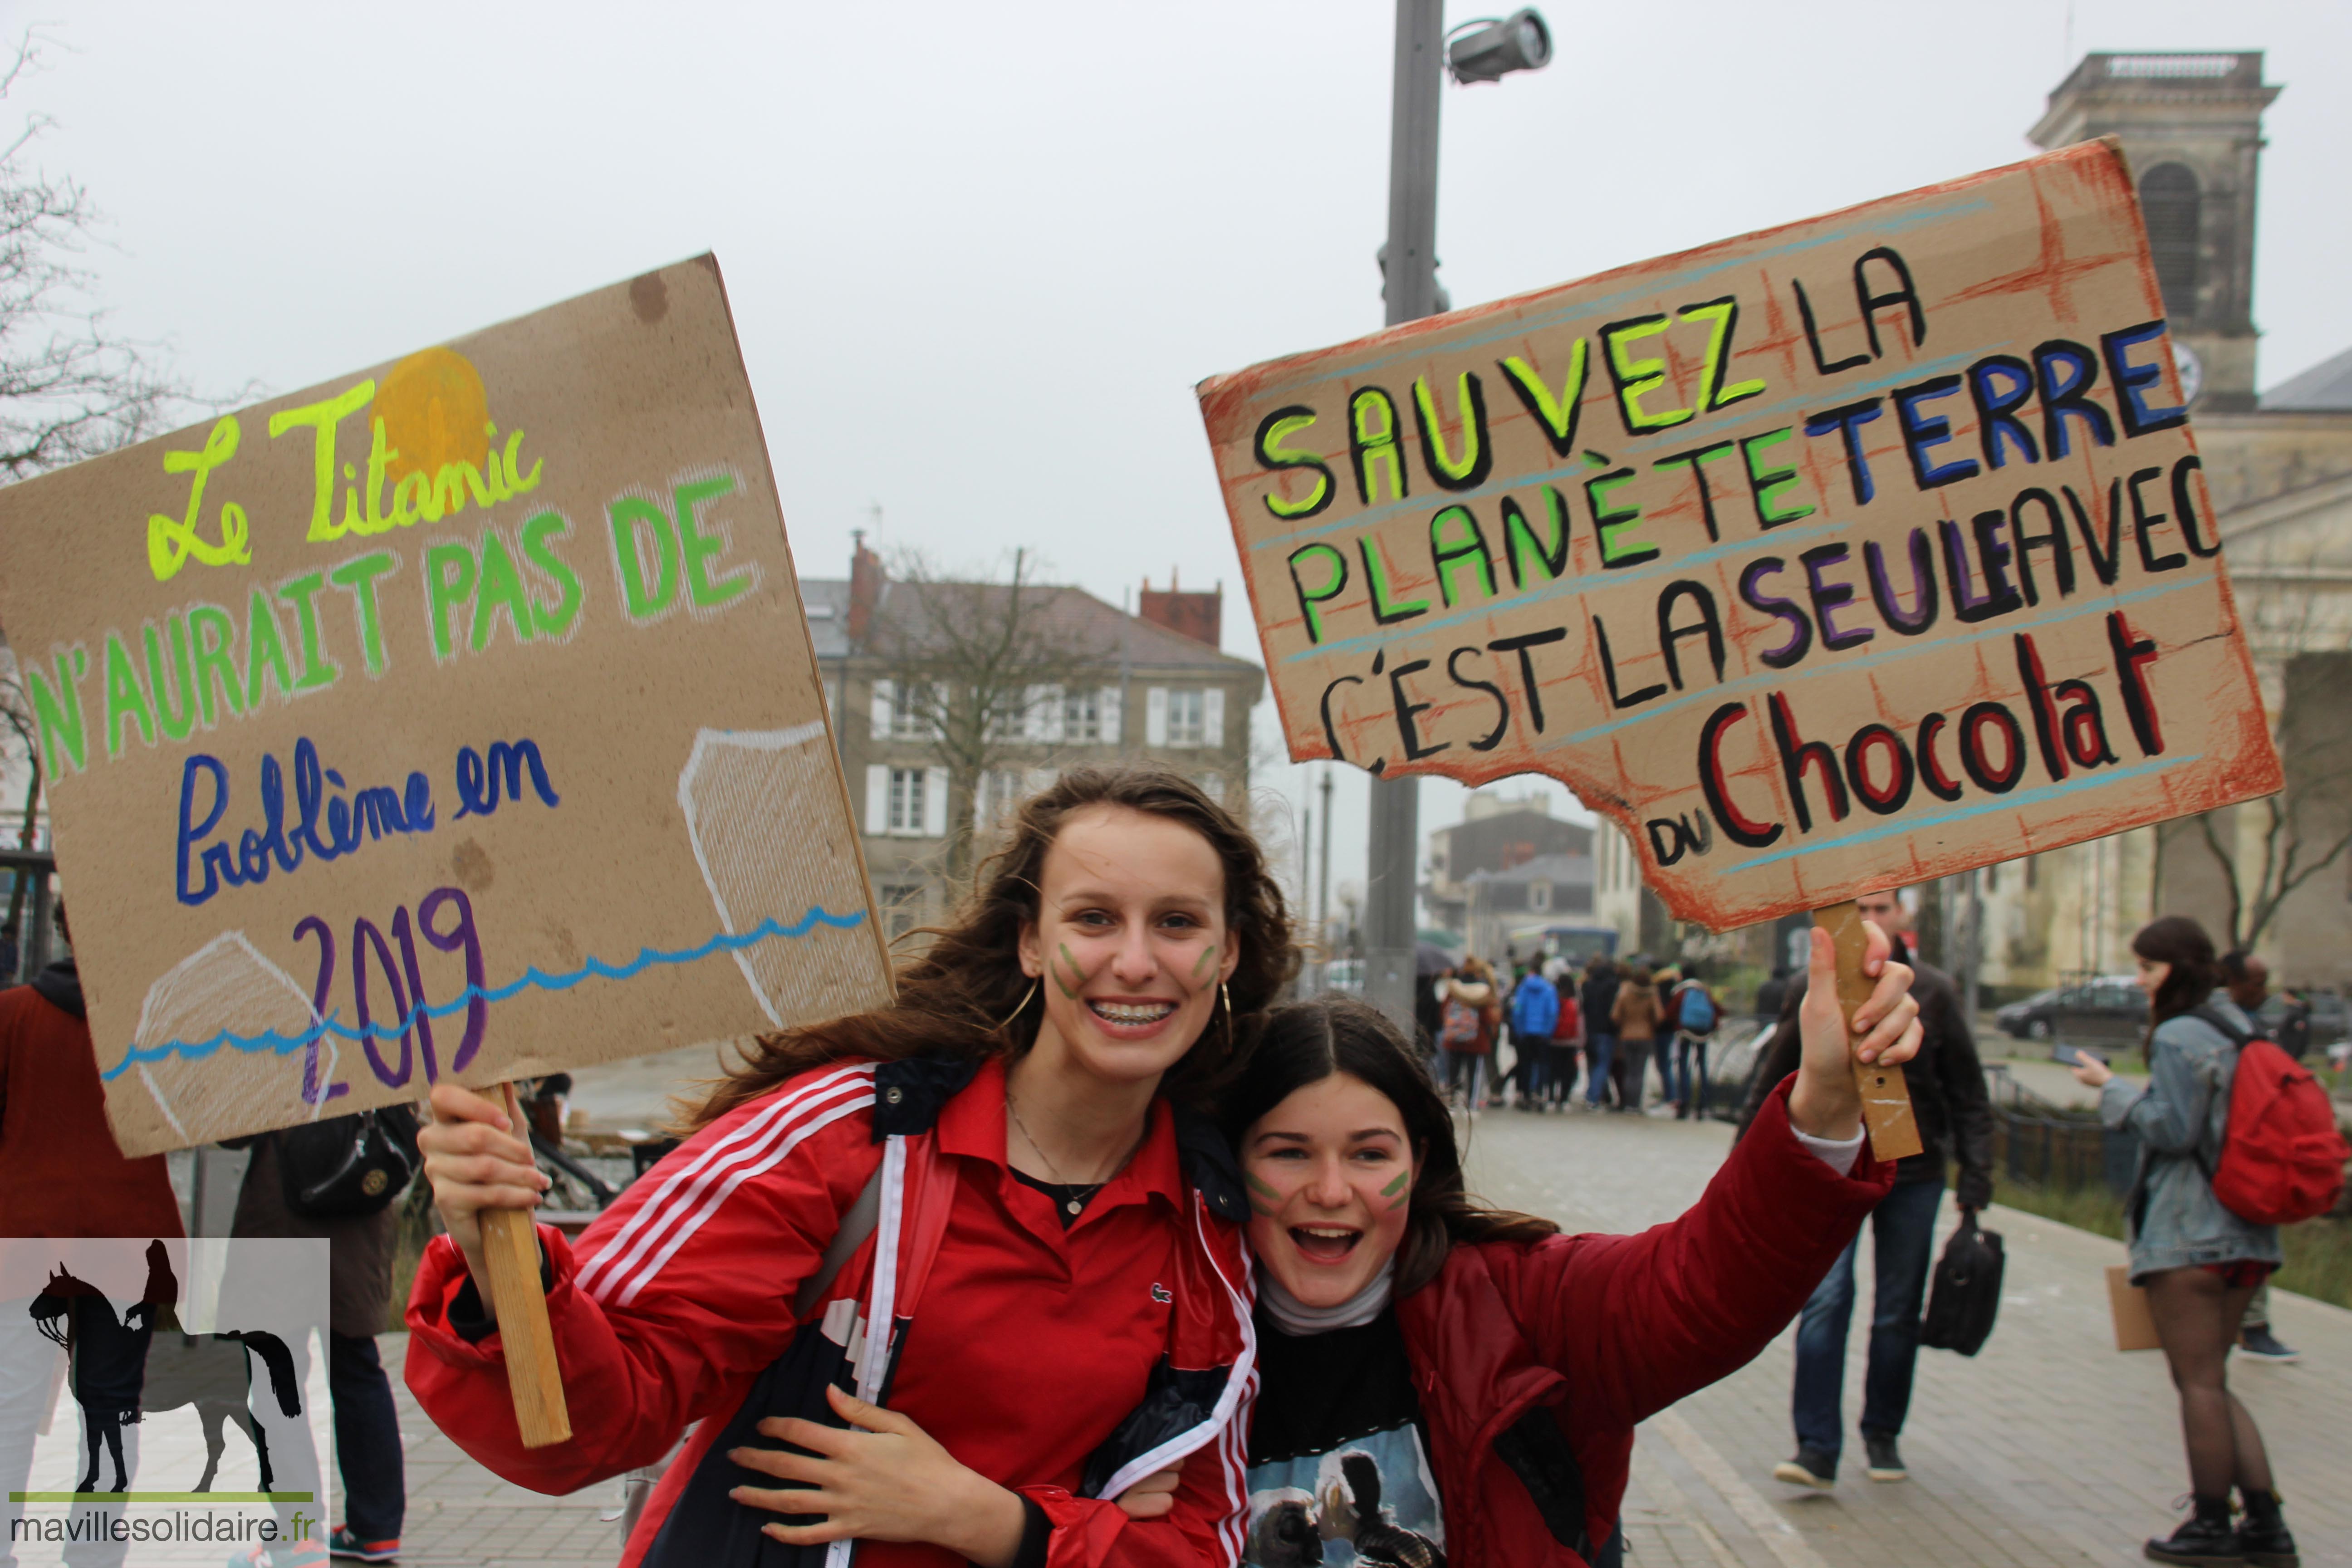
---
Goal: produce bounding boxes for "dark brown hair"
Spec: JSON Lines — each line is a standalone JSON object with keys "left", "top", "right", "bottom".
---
{"left": 1218, "top": 996, "right": 1557, "bottom": 1295}
{"left": 686, "top": 766, "right": 1296, "bottom": 1129}
{"left": 2131, "top": 915, "right": 2219, "bottom": 1060}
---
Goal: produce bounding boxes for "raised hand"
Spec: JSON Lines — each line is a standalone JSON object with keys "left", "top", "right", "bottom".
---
{"left": 1788, "top": 921, "right": 1923, "bottom": 1141}
{"left": 420, "top": 1081, "right": 549, "bottom": 1314}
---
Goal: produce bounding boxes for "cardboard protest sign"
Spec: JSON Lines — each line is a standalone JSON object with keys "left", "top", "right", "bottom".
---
{"left": 1200, "top": 140, "right": 2281, "bottom": 931}
{"left": 0, "top": 255, "right": 892, "bottom": 1156}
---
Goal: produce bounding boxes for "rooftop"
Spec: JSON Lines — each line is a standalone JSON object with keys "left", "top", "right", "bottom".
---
{"left": 2263, "top": 345, "right": 2352, "bottom": 412}
{"left": 1465, "top": 852, "right": 1594, "bottom": 887}
{"left": 798, "top": 576, "right": 1258, "bottom": 673}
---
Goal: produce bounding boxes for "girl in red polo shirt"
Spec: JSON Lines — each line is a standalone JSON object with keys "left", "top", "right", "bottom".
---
{"left": 405, "top": 768, "right": 1290, "bottom": 1568}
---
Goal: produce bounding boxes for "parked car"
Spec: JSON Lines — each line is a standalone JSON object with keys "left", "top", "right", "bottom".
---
{"left": 1996, "top": 976, "right": 2145, "bottom": 1043}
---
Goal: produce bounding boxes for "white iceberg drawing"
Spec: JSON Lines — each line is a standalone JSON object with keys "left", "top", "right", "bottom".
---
{"left": 126, "top": 931, "right": 329, "bottom": 1154}
{"left": 677, "top": 723, "right": 880, "bottom": 1026}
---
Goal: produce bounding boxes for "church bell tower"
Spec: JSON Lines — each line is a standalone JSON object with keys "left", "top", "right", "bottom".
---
{"left": 2029, "top": 53, "right": 2280, "bottom": 412}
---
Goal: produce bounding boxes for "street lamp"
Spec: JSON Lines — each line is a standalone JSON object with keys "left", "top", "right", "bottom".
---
{"left": 1447, "top": 10, "right": 1552, "bottom": 83}
{"left": 1363, "top": 1, "right": 1550, "bottom": 1038}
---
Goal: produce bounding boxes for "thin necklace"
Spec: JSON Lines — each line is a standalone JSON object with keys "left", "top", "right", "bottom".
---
{"left": 1006, "top": 1092, "right": 1140, "bottom": 1217}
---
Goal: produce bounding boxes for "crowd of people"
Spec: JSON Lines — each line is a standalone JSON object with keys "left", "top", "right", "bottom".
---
{"left": 0, "top": 765, "right": 2330, "bottom": 1568}
{"left": 1420, "top": 950, "right": 1727, "bottom": 1119}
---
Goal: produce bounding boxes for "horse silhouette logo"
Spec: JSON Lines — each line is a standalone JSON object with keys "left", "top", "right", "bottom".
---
{"left": 26, "top": 1240, "right": 302, "bottom": 1494}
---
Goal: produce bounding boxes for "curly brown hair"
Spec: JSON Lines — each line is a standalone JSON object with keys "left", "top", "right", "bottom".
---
{"left": 685, "top": 766, "right": 1298, "bottom": 1130}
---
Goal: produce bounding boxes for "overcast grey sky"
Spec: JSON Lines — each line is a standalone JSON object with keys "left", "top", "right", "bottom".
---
{"left": 14, "top": 0, "right": 2348, "bottom": 916}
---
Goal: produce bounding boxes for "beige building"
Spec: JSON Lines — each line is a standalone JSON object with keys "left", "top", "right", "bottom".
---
{"left": 808, "top": 544, "right": 1264, "bottom": 938}
{"left": 1963, "top": 53, "right": 2352, "bottom": 995}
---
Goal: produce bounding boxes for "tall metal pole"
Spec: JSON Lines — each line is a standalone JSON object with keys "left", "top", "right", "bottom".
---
{"left": 1364, "top": 0, "right": 1446, "bottom": 1039}
{"left": 1317, "top": 765, "right": 1336, "bottom": 990}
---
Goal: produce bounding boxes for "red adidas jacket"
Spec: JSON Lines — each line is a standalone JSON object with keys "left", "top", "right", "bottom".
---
{"left": 406, "top": 1056, "right": 1256, "bottom": 1568}
{"left": 1392, "top": 1078, "right": 1893, "bottom": 1565}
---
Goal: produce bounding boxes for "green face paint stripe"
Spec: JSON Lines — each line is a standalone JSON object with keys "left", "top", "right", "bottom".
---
{"left": 1055, "top": 943, "right": 1085, "bottom": 1000}
{"left": 1245, "top": 1172, "right": 1280, "bottom": 1198}
{"left": 1381, "top": 1168, "right": 1410, "bottom": 1196}
{"left": 1193, "top": 943, "right": 1219, "bottom": 981}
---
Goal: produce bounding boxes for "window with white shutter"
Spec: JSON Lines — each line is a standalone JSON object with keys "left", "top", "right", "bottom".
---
{"left": 887, "top": 768, "right": 926, "bottom": 835}
{"left": 1061, "top": 687, "right": 1100, "bottom": 744}
{"left": 1098, "top": 686, "right": 1122, "bottom": 745}
{"left": 892, "top": 681, "right": 939, "bottom": 740}
{"left": 1027, "top": 685, "right": 1065, "bottom": 744}
{"left": 1146, "top": 687, "right": 1169, "bottom": 747}
{"left": 1202, "top": 687, "right": 1225, "bottom": 748}
{"left": 870, "top": 679, "right": 895, "bottom": 738}
{"left": 866, "top": 764, "right": 890, "bottom": 835}
{"left": 1166, "top": 690, "right": 1205, "bottom": 747}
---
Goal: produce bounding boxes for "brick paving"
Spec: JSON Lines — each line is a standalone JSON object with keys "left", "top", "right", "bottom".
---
{"left": 1460, "top": 1105, "right": 2352, "bottom": 1568}
{"left": 358, "top": 1099, "right": 2349, "bottom": 1568}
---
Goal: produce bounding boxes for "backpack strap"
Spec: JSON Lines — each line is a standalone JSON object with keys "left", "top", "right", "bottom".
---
{"left": 791, "top": 1166, "right": 884, "bottom": 1320}
{"left": 2190, "top": 1004, "right": 2252, "bottom": 1049}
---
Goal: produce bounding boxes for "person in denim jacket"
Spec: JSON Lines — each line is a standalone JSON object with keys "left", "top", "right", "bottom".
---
{"left": 2070, "top": 917, "right": 2295, "bottom": 1567}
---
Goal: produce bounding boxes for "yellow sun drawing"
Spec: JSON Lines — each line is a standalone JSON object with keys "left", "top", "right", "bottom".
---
{"left": 372, "top": 347, "right": 491, "bottom": 482}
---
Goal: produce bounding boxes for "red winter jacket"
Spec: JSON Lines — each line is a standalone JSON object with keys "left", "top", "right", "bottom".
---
{"left": 1391, "top": 1078, "right": 1891, "bottom": 1565}
{"left": 406, "top": 1056, "right": 1257, "bottom": 1568}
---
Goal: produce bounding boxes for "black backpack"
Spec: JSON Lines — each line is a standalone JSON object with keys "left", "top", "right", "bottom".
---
{"left": 1918, "top": 1210, "right": 2004, "bottom": 1356}
{"left": 277, "top": 1105, "right": 422, "bottom": 1220}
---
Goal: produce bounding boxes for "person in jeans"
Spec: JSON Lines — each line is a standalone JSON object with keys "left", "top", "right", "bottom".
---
{"left": 1436, "top": 960, "right": 1499, "bottom": 1108}
{"left": 1666, "top": 973, "right": 1720, "bottom": 1120}
{"left": 1735, "top": 885, "right": 1991, "bottom": 1489}
{"left": 1546, "top": 960, "right": 1583, "bottom": 1110}
{"left": 1580, "top": 955, "right": 1621, "bottom": 1109}
{"left": 227, "top": 1131, "right": 405, "bottom": 1563}
{"left": 1609, "top": 962, "right": 1661, "bottom": 1113}
{"left": 1507, "top": 961, "right": 1560, "bottom": 1111}
{"left": 2218, "top": 950, "right": 2299, "bottom": 1366}
{"left": 2072, "top": 919, "right": 2297, "bottom": 1564}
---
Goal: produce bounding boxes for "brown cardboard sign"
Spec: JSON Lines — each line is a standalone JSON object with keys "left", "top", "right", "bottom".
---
{"left": 0, "top": 256, "right": 891, "bottom": 1156}
{"left": 1198, "top": 141, "right": 2281, "bottom": 932}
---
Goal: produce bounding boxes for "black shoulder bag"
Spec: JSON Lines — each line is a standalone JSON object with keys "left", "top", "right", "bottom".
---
{"left": 277, "top": 1105, "right": 422, "bottom": 1220}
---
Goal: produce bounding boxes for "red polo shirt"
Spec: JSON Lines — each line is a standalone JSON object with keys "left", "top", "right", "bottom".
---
{"left": 408, "top": 1056, "right": 1241, "bottom": 1568}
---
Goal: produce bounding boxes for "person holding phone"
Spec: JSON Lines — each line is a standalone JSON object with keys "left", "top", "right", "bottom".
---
{"left": 2068, "top": 918, "right": 2296, "bottom": 1566}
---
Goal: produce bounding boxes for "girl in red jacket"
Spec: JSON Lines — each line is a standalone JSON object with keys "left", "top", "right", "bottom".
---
{"left": 730, "top": 925, "right": 1917, "bottom": 1568}
{"left": 406, "top": 768, "right": 1291, "bottom": 1568}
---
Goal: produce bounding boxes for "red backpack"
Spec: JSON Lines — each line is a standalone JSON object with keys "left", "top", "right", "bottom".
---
{"left": 2195, "top": 1007, "right": 2351, "bottom": 1226}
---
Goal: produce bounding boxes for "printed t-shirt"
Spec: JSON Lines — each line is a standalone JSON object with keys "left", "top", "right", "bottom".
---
{"left": 1244, "top": 1308, "right": 1445, "bottom": 1568}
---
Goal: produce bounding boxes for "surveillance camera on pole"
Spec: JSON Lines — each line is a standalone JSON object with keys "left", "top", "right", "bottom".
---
{"left": 1362, "top": 2, "right": 1546, "bottom": 1039}
{"left": 1446, "top": 9, "right": 1552, "bottom": 84}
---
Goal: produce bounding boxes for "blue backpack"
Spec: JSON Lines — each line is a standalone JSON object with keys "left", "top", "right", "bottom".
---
{"left": 1677, "top": 985, "right": 1716, "bottom": 1034}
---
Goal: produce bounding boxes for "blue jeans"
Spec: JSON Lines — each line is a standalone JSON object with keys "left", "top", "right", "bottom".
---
{"left": 1669, "top": 1032, "right": 1710, "bottom": 1113}
{"left": 332, "top": 1333, "right": 405, "bottom": 1541}
{"left": 1792, "top": 1178, "right": 1945, "bottom": 1461}
{"left": 1584, "top": 1034, "right": 1617, "bottom": 1105}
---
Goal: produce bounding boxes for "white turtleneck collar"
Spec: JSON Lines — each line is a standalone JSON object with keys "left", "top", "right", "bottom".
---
{"left": 1258, "top": 1259, "right": 1396, "bottom": 1336}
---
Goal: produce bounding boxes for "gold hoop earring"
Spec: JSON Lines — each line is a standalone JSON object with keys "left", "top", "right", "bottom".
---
{"left": 993, "top": 980, "right": 1039, "bottom": 1034}
{"left": 1221, "top": 981, "right": 1235, "bottom": 1043}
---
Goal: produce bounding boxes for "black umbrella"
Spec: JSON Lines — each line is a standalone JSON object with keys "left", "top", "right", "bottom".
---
{"left": 1415, "top": 942, "right": 1459, "bottom": 977}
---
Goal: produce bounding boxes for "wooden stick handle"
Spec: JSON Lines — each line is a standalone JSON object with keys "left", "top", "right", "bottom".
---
{"left": 481, "top": 1081, "right": 572, "bottom": 1448}
{"left": 1812, "top": 902, "right": 1924, "bottom": 1162}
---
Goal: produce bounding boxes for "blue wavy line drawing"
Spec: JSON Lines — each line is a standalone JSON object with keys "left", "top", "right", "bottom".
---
{"left": 102, "top": 906, "right": 868, "bottom": 1080}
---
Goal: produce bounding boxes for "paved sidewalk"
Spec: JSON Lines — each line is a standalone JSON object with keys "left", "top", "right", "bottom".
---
{"left": 1460, "top": 1105, "right": 2351, "bottom": 1568}
{"left": 386, "top": 1335, "right": 618, "bottom": 1566}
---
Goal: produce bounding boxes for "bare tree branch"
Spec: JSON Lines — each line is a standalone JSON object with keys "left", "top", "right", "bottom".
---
{"left": 867, "top": 548, "right": 1115, "bottom": 884}
{"left": 0, "top": 29, "right": 198, "bottom": 483}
